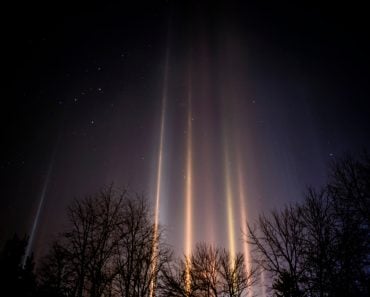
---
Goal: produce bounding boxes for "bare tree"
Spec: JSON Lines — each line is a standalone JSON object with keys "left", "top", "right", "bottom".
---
{"left": 299, "top": 189, "right": 336, "bottom": 297}
{"left": 218, "top": 248, "right": 252, "bottom": 297}
{"left": 113, "top": 195, "right": 171, "bottom": 297}
{"left": 62, "top": 186, "right": 124, "bottom": 297}
{"left": 327, "top": 154, "right": 370, "bottom": 297}
{"left": 192, "top": 244, "right": 221, "bottom": 297}
{"left": 247, "top": 206, "right": 306, "bottom": 296}
{"left": 328, "top": 153, "right": 370, "bottom": 227}
{"left": 158, "top": 258, "right": 194, "bottom": 297}
{"left": 39, "top": 186, "right": 171, "bottom": 297}
{"left": 246, "top": 153, "right": 370, "bottom": 297}
{"left": 159, "top": 243, "right": 254, "bottom": 297}
{"left": 38, "top": 241, "right": 71, "bottom": 297}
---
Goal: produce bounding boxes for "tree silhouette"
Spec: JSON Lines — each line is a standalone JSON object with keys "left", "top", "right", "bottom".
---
{"left": 38, "top": 186, "right": 171, "bottom": 297}
{"left": 299, "top": 189, "right": 336, "bottom": 297}
{"left": 247, "top": 206, "right": 305, "bottom": 296}
{"left": 38, "top": 241, "right": 71, "bottom": 297}
{"left": 159, "top": 243, "right": 255, "bottom": 297}
{"left": 247, "top": 153, "right": 370, "bottom": 297}
{"left": 272, "top": 270, "right": 301, "bottom": 297}
{"left": 113, "top": 196, "right": 171, "bottom": 297}
{"left": 326, "top": 154, "right": 370, "bottom": 297}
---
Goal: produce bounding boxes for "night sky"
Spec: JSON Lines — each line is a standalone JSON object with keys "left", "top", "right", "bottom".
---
{"left": 1, "top": 1, "right": 370, "bottom": 261}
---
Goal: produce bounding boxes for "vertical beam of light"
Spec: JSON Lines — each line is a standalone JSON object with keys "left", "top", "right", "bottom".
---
{"left": 23, "top": 150, "right": 56, "bottom": 267}
{"left": 149, "top": 43, "right": 170, "bottom": 297}
{"left": 236, "top": 157, "right": 253, "bottom": 289}
{"left": 185, "top": 70, "right": 193, "bottom": 293}
{"left": 223, "top": 147, "right": 236, "bottom": 269}
{"left": 220, "top": 42, "right": 237, "bottom": 271}
{"left": 199, "top": 37, "right": 216, "bottom": 245}
{"left": 153, "top": 49, "right": 169, "bottom": 251}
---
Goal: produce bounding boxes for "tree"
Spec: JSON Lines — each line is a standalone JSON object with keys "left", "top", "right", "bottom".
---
{"left": 328, "top": 153, "right": 370, "bottom": 228}
{"left": 326, "top": 154, "right": 370, "bottom": 297}
{"left": 113, "top": 196, "right": 171, "bottom": 297}
{"left": 39, "top": 186, "right": 171, "bottom": 297}
{"left": 37, "top": 241, "right": 71, "bottom": 297}
{"left": 159, "top": 243, "right": 254, "bottom": 297}
{"left": 66, "top": 186, "right": 125, "bottom": 297}
{"left": 246, "top": 153, "right": 370, "bottom": 297}
{"left": 299, "top": 189, "right": 336, "bottom": 297}
{"left": 247, "top": 206, "right": 306, "bottom": 297}
{"left": 218, "top": 248, "right": 252, "bottom": 297}
{"left": 272, "top": 270, "right": 301, "bottom": 297}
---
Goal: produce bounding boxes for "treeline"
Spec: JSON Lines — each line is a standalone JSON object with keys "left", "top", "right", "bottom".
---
{"left": 0, "top": 153, "right": 369, "bottom": 297}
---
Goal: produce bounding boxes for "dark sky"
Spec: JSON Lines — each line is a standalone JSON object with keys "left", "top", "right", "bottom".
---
{"left": 1, "top": 0, "right": 370, "bottom": 260}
